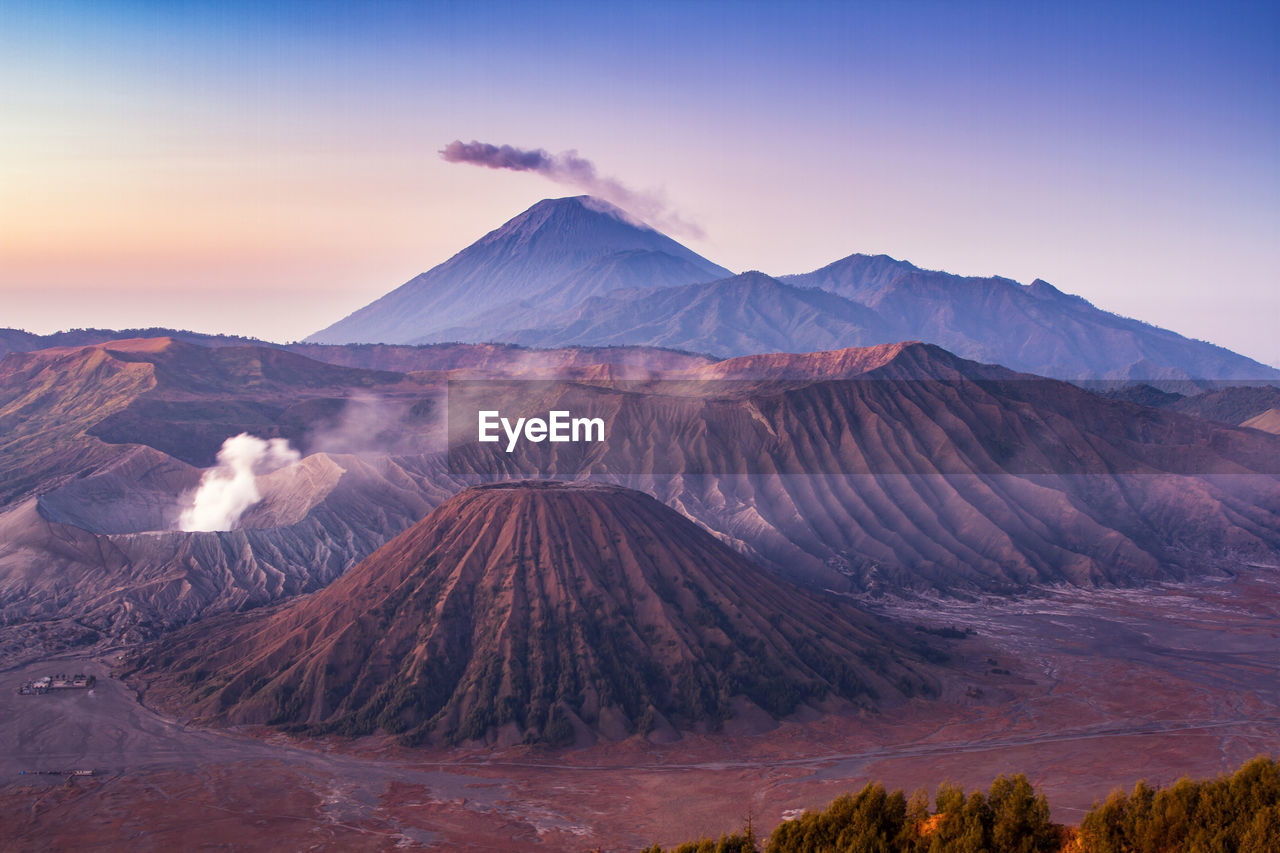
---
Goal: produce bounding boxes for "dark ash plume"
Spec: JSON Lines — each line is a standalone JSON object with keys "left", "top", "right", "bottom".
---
{"left": 442, "top": 141, "right": 553, "bottom": 172}
{"left": 440, "top": 140, "right": 703, "bottom": 239}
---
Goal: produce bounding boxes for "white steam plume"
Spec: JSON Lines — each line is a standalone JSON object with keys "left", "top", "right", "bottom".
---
{"left": 440, "top": 139, "right": 704, "bottom": 239}
{"left": 178, "top": 433, "right": 300, "bottom": 532}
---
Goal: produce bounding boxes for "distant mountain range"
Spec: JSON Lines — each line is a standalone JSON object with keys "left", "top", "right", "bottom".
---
{"left": 7, "top": 196, "right": 1275, "bottom": 383}
{"left": 306, "top": 196, "right": 1279, "bottom": 383}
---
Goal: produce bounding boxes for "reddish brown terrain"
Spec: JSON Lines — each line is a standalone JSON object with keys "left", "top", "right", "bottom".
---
{"left": 3, "top": 337, "right": 1279, "bottom": 658}
{"left": 129, "top": 482, "right": 941, "bottom": 746}
{"left": 1, "top": 569, "right": 1276, "bottom": 851}
{"left": 1, "top": 334, "right": 1278, "bottom": 850}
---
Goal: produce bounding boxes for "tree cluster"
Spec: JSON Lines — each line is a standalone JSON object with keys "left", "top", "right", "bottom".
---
{"left": 646, "top": 774, "right": 1054, "bottom": 853}
{"left": 1080, "top": 756, "right": 1279, "bottom": 852}
{"left": 644, "top": 756, "right": 1279, "bottom": 853}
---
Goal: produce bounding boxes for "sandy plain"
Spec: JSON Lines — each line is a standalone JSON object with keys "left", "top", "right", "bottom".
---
{"left": 1, "top": 568, "right": 1277, "bottom": 851}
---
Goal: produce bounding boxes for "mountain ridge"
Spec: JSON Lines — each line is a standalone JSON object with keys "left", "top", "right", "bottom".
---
{"left": 494, "top": 270, "right": 893, "bottom": 357}
{"left": 302, "top": 196, "right": 1277, "bottom": 382}
{"left": 4, "top": 336, "right": 1279, "bottom": 657}
{"left": 783, "top": 253, "right": 1276, "bottom": 381}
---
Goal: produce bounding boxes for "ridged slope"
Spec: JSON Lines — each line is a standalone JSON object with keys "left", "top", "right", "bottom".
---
{"left": 0, "top": 341, "right": 159, "bottom": 506}
{"left": 0, "top": 453, "right": 450, "bottom": 642}
{"left": 444, "top": 344, "right": 1280, "bottom": 591}
{"left": 136, "top": 482, "right": 938, "bottom": 746}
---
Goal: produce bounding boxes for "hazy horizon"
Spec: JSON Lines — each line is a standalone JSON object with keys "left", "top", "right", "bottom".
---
{"left": 3, "top": 1, "right": 1277, "bottom": 366}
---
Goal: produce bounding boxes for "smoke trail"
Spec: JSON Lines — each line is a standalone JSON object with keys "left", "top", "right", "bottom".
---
{"left": 178, "top": 434, "right": 300, "bottom": 532}
{"left": 307, "top": 392, "right": 445, "bottom": 455}
{"left": 440, "top": 140, "right": 704, "bottom": 239}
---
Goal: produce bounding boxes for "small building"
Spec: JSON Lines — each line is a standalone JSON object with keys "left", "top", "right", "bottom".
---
{"left": 17, "top": 673, "right": 95, "bottom": 695}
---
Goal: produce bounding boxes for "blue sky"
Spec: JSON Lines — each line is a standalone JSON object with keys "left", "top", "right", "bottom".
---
{"left": 2, "top": 0, "right": 1277, "bottom": 363}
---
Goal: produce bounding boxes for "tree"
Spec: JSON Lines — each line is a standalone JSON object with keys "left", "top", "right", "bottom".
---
{"left": 988, "top": 774, "right": 1055, "bottom": 852}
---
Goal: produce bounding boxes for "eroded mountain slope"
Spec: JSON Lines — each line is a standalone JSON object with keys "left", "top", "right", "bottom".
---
{"left": 131, "top": 482, "right": 942, "bottom": 746}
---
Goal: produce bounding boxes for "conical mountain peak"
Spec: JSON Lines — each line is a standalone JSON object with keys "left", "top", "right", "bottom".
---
{"left": 307, "top": 198, "right": 730, "bottom": 345}
{"left": 134, "top": 481, "right": 939, "bottom": 747}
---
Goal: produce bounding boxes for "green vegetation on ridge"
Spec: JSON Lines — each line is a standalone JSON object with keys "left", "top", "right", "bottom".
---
{"left": 645, "top": 756, "right": 1279, "bottom": 853}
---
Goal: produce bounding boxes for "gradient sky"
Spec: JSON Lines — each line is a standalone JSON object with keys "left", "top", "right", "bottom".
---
{"left": 2, "top": 0, "right": 1277, "bottom": 364}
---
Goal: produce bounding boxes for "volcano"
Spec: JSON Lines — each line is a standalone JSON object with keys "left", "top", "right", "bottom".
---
{"left": 133, "top": 481, "right": 940, "bottom": 746}
{"left": 306, "top": 196, "right": 731, "bottom": 345}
